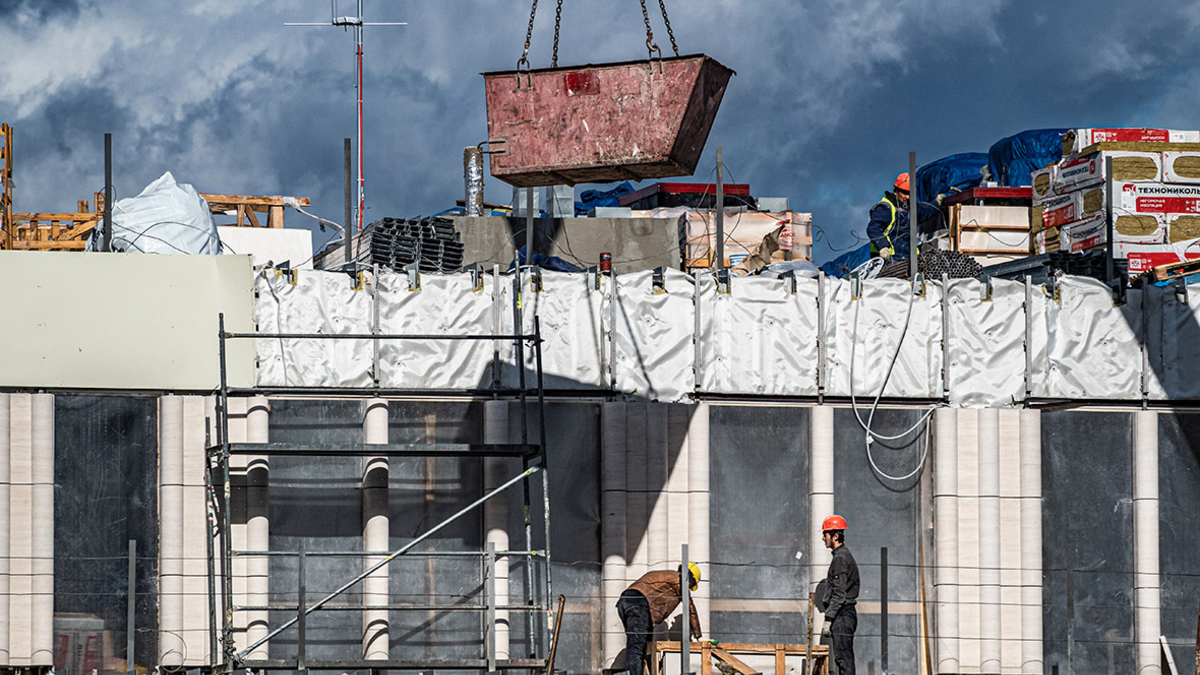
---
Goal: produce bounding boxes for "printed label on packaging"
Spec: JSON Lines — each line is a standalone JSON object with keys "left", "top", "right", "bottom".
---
{"left": 1125, "top": 237, "right": 1200, "bottom": 272}
{"left": 1115, "top": 182, "right": 1200, "bottom": 214}
{"left": 1041, "top": 193, "right": 1078, "bottom": 229}
{"left": 1060, "top": 213, "right": 1108, "bottom": 252}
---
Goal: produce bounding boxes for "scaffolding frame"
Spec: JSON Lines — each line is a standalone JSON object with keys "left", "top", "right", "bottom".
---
{"left": 208, "top": 276, "right": 553, "bottom": 672}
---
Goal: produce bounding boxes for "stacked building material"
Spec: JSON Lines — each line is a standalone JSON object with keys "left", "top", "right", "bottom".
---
{"left": 367, "top": 216, "right": 464, "bottom": 273}
{"left": 1031, "top": 128, "right": 1200, "bottom": 270}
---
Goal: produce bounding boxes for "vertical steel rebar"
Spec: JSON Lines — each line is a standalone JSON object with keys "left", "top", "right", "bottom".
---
{"left": 103, "top": 133, "right": 112, "bottom": 252}
{"left": 715, "top": 147, "right": 724, "bottom": 270}
{"left": 881, "top": 546, "right": 889, "bottom": 675}
{"left": 681, "top": 543, "right": 690, "bottom": 675}
{"left": 909, "top": 151, "right": 918, "bottom": 281}
{"left": 298, "top": 541, "right": 307, "bottom": 671}
{"left": 127, "top": 539, "right": 136, "bottom": 672}
{"left": 345, "top": 138, "right": 353, "bottom": 265}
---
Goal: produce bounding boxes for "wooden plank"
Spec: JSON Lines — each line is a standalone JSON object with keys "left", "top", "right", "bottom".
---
{"left": 77, "top": 200, "right": 89, "bottom": 213}
{"left": 11, "top": 212, "right": 104, "bottom": 222}
{"left": 11, "top": 240, "right": 87, "bottom": 250}
{"left": 710, "top": 646, "right": 757, "bottom": 675}
{"left": 200, "top": 193, "right": 310, "bottom": 207}
{"left": 1151, "top": 258, "right": 1200, "bottom": 282}
{"left": 774, "top": 644, "right": 784, "bottom": 675}
{"left": 244, "top": 206, "right": 262, "bottom": 228}
{"left": 269, "top": 204, "right": 284, "bottom": 228}
{"left": 237, "top": 204, "right": 246, "bottom": 227}
{"left": 701, "top": 640, "right": 711, "bottom": 675}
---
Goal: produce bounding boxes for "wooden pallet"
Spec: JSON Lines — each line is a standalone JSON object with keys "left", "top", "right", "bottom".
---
{"left": 1149, "top": 257, "right": 1200, "bottom": 283}
{"left": 647, "top": 640, "right": 829, "bottom": 675}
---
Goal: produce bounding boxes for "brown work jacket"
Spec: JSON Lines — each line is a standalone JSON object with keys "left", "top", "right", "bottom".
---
{"left": 627, "top": 570, "right": 703, "bottom": 638}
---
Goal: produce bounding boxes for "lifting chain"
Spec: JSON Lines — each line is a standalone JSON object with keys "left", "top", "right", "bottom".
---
{"left": 519, "top": 0, "right": 539, "bottom": 69}
{"left": 657, "top": 0, "right": 679, "bottom": 56}
{"left": 638, "top": 0, "right": 660, "bottom": 58}
{"left": 552, "top": 0, "right": 564, "bottom": 67}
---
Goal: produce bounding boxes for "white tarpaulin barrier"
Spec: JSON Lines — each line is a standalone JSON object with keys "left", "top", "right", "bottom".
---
{"left": 698, "top": 275, "right": 819, "bottom": 396}
{"left": 255, "top": 269, "right": 372, "bottom": 387}
{"left": 253, "top": 268, "right": 1200, "bottom": 406}
{"left": 824, "top": 278, "right": 941, "bottom": 399}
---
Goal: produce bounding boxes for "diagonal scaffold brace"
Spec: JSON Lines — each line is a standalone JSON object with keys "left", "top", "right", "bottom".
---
{"left": 234, "top": 464, "right": 544, "bottom": 663}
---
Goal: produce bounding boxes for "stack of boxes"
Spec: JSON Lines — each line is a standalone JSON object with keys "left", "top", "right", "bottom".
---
{"left": 1031, "top": 128, "right": 1200, "bottom": 272}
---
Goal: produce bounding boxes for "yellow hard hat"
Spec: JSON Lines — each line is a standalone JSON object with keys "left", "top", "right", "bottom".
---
{"left": 677, "top": 562, "right": 701, "bottom": 591}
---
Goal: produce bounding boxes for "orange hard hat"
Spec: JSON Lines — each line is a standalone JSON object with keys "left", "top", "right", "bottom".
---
{"left": 822, "top": 515, "right": 847, "bottom": 532}
{"left": 893, "top": 173, "right": 910, "bottom": 192}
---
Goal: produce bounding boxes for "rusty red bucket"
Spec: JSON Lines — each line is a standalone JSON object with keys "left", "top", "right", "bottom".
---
{"left": 482, "top": 54, "right": 735, "bottom": 187}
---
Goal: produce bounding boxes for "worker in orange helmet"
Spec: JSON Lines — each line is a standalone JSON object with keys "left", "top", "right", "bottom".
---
{"left": 820, "top": 515, "right": 860, "bottom": 675}
{"left": 866, "top": 172, "right": 938, "bottom": 263}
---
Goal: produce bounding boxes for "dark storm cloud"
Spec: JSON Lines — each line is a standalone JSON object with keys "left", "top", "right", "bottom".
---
{"left": 3, "top": 0, "right": 1200, "bottom": 261}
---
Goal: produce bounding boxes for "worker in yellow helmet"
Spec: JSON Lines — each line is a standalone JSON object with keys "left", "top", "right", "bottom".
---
{"left": 867, "top": 173, "right": 938, "bottom": 263}
{"left": 616, "top": 563, "right": 703, "bottom": 675}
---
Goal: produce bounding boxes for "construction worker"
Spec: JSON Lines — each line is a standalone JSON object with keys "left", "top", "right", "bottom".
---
{"left": 820, "top": 515, "right": 859, "bottom": 675}
{"left": 867, "top": 173, "right": 938, "bottom": 262}
{"left": 617, "top": 563, "right": 703, "bottom": 675}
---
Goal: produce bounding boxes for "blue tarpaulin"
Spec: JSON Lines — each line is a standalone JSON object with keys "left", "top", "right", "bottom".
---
{"left": 575, "top": 182, "right": 635, "bottom": 216}
{"left": 988, "top": 129, "right": 1070, "bottom": 187}
{"left": 915, "top": 152, "right": 989, "bottom": 205}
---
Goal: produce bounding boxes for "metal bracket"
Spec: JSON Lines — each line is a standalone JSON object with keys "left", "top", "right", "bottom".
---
{"left": 851, "top": 276, "right": 863, "bottom": 301}
{"left": 782, "top": 270, "right": 798, "bottom": 295}
{"left": 466, "top": 263, "right": 484, "bottom": 292}
{"left": 1108, "top": 276, "right": 1127, "bottom": 306}
{"left": 404, "top": 262, "right": 421, "bottom": 292}
{"left": 530, "top": 266, "right": 544, "bottom": 293}
{"left": 652, "top": 267, "right": 667, "bottom": 295}
{"left": 1046, "top": 271, "right": 1061, "bottom": 304}
{"left": 979, "top": 276, "right": 993, "bottom": 302}
{"left": 478, "top": 139, "right": 508, "bottom": 156}
{"left": 915, "top": 273, "right": 927, "bottom": 298}
{"left": 586, "top": 265, "right": 601, "bottom": 291}
{"left": 715, "top": 268, "right": 731, "bottom": 295}
{"left": 273, "top": 261, "right": 298, "bottom": 286}
{"left": 1175, "top": 279, "right": 1190, "bottom": 305}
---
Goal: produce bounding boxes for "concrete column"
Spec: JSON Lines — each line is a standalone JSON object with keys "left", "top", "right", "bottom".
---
{"left": 483, "top": 400, "right": 511, "bottom": 660}
{"left": 809, "top": 405, "right": 834, "bottom": 592}
{"left": 956, "top": 408, "right": 982, "bottom": 671}
{"left": 998, "top": 410, "right": 1024, "bottom": 672}
{"left": 1018, "top": 409, "right": 1043, "bottom": 674}
{"left": 1133, "top": 410, "right": 1160, "bottom": 675}
{"left": 687, "top": 404, "right": 711, "bottom": 634}
{"left": 934, "top": 407, "right": 959, "bottom": 674}
{"left": 625, "top": 403, "right": 649, "bottom": 582}
{"left": 29, "top": 394, "right": 52, "bottom": 667}
{"left": 600, "top": 402, "right": 628, "bottom": 666}
{"left": 0, "top": 395, "right": 9, "bottom": 665}
{"left": 181, "top": 397, "right": 214, "bottom": 664}
{"left": 158, "top": 395, "right": 186, "bottom": 666}
{"left": 665, "top": 405, "right": 691, "bottom": 574}
{"left": 362, "top": 399, "right": 390, "bottom": 661}
{"left": 978, "top": 408, "right": 1002, "bottom": 674}
{"left": 245, "top": 397, "right": 270, "bottom": 660}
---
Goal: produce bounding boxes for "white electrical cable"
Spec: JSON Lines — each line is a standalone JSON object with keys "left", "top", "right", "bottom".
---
{"left": 284, "top": 197, "right": 344, "bottom": 233}
{"left": 847, "top": 276, "right": 941, "bottom": 481}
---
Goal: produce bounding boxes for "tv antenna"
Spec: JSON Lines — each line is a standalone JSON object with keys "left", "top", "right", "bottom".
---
{"left": 287, "top": 1, "right": 406, "bottom": 231}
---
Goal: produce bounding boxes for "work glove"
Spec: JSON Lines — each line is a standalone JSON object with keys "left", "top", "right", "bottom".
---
{"left": 879, "top": 248, "right": 892, "bottom": 262}
{"left": 821, "top": 619, "right": 832, "bottom": 638}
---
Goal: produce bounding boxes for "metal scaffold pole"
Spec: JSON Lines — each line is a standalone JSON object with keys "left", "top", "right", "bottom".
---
{"left": 217, "top": 313, "right": 235, "bottom": 670}
{"left": 534, "top": 316, "right": 553, "bottom": 650}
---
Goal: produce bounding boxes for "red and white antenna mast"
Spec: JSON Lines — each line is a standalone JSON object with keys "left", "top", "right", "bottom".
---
{"left": 288, "top": 1, "right": 406, "bottom": 231}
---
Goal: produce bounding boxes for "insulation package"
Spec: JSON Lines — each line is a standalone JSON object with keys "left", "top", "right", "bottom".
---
{"left": 1161, "top": 151, "right": 1200, "bottom": 184}
{"left": 1062, "top": 128, "right": 1200, "bottom": 156}
{"left": 1031, "top": 166, "right": 1057, "bottom": 204}
{"left": 1054, "top": 151, "right": 1163, "bottom": 191}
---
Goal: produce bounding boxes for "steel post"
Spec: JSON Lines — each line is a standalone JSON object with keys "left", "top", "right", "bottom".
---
{"left": 127, "top": 539, "right": 136, "bottom": 673}
{"left": 681, "top": 543, "right": 690, "bottom": 675}
{"left": 103, "top": 133, "right": 112, "bottom": 252}
{"left": 715, "top": 147, "right": 724, "bottom": 270}
{"left": 345, "top": 138, "right": 353, "bottom": 265}
{"left": 298, "top": 541, "right": 307, "bottom": 671}
{"left": 218, "top": 313, "right": 235, "bottom": 669}
{"left": 909, "top": 151, "right": 918, "bottom": 280}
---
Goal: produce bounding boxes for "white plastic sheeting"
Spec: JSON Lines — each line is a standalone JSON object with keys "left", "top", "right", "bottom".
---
{"left": 253, "top": 268, "right": 1200, "bottom": 406}
{"left": 698, "top": 275, "right": 819, "bottom": 396}
{"left": 88, "top": 172, "right": 221, "bottom": 255}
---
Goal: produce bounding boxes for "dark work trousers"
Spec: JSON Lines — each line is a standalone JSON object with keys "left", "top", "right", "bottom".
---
{"left": 830, "top": 605, "right": 858, "bottom": 675}
{"left": 616, "top": 589, "right": 652, "bottom": 675}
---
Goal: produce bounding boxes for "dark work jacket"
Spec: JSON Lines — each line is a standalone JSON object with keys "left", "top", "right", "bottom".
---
{"left": 823, "top": 544, "right": 860, "bottom": 622}
{"left": 866, "top": 192, "right": 939, "bottom": 255}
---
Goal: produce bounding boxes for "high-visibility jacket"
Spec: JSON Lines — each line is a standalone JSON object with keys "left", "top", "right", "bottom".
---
{"left": 867, "top": 192, "right": 937, "bottom": 257}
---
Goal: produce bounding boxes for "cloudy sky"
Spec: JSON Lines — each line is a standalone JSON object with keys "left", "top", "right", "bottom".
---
{"left": 3, "top": 0, "right": 1200, "bottom": 263}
